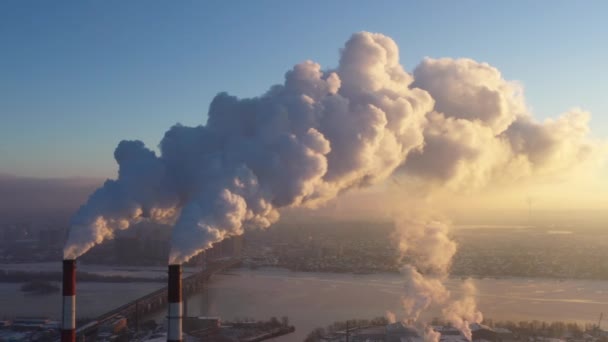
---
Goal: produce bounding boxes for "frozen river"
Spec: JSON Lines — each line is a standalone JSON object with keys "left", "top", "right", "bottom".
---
{"left": 1, "top": 265, "right": 607, "bottom": 341}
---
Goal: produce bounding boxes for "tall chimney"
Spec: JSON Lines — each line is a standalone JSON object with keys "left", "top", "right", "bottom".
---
{"left": 62, "top": 259, "right": 76, "bottom": 342}
{"left": 167, "top": 264, "right": 183, "bottom": 342}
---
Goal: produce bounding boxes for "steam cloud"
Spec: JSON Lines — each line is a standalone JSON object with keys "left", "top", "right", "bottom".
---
{"left": 395, "top": 220, "right": 453, "bottom": 321}
{"left": 406, "top": 58, "right": 597, "bottom": 189}
{"left": 443, "top": 279, "right": 484, "bottom": 340}
{"left": 64, "top": 32, "right": 600, "bottom": 268}
{"left": 393, "top": 217, "right": 483, "bottom": 340}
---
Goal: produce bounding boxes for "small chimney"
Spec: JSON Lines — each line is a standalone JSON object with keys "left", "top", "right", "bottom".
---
{"left": 62, "top": 259, "right": 76, "bottom": 342}
{"left": 167, "top": 264, "right": 183, "bottom": 342}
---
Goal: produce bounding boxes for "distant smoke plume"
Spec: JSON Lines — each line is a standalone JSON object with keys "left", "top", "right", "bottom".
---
{"left": 424, "top": 326, "right": 442, "bottom": 342}
{"left": 385, "top": 311, "right": 397, "bottom": 324}
{"left": 400, "top": 265, "right": 449, "bottom": 320}
{"left": 394, "top": 219, "right": 453, "bottom": 323}
{"left": 443, "top": 280, "right": 484, "bottom": 340}
{"left": 64, "top": 31, "right": 600, "bottom": 265}
{"left": 392, "top": 217, "right": 482, "bottom": 340}
{"left": 394, "top": 220, "right": 456, "bottom": 274}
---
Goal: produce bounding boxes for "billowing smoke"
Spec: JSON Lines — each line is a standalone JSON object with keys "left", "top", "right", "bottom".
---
{"left": 405, "top": 58, "right": 598, "bottom": 189}
{"left": 443, "top": 279, "right": 484, "bottom": 340}
{"left": 400, "top": 265, "right": 449, "bottom": 321}
{"left": 64, "top": 31, "right": 600, "bottom": 269}
{"left": 393, "top": 217, "right": 482, "bottom": 340}
{"left": 394, "top": 219, "right": 453, "bottom": 323}
{"left": 64, "top": 32, "right": 434, "bottom": 262}
{"left": 394, "top": 220, "right": 456, "bottom": 274}
{"left": 423, "top": 325, "right": 442, "bottom": 342}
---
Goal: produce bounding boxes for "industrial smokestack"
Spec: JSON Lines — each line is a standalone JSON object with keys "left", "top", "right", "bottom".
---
{"left": 62, "top": 259, "right": 76, "bottom": 342}
{"left": 167, "top": 264, "right": 182, "bottom": 342}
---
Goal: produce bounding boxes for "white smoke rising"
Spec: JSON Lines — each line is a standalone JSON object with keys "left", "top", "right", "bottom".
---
{"left": 400, "top": 265, "right": 449, "bottom": 321}
{"left": 423, "top": 326, "right": 442, "bottom": 342}
{"left": 394, "top": 219, "right": 456, "bottom": 274}
{"left": 64, "top": 31, "right": 601, "bottom": 265}
{"left": 385, "top": 311, "right": 397, "bottom": 324}
{"left": 443, "top": 280, "right": 484, "bottom": 341}
{"left": 393, "top": 217, "right": 483, "bottom": 340}
{"left": 64, "top": 140, "right": 179, "bottom": 259}
{"left": 393, "top": 219, "right": 449, "bottom": 317}
{"left": 64, "top": 32, "right": 434, "bottom": 262}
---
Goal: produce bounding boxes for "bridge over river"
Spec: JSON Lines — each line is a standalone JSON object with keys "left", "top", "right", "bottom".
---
{"left": 75, "top": 258, "right": 241, "bottom": 340}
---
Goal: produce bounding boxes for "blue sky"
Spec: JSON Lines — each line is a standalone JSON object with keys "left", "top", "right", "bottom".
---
{"left": 1, "top": 0, "right": 606, "bottom": 178}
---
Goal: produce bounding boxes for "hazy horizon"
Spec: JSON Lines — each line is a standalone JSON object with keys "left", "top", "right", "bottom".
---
{"left": 2, "top": 173, "right": 607, "bottom": 229}
{"left": 1, "top": 2, "right": 607, "bottom": 341}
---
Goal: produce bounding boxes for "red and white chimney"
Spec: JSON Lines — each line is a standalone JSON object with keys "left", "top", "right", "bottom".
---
{"left": 167, "top": 264, "right": 183, "bottom": 342}
{"left": 62, "top": 259, "right": 76, "bottom": 342}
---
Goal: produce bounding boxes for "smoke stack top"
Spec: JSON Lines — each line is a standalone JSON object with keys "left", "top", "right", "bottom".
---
{"left": 62, "top": 259, "right": 76, "bottom": 296}
{"left": 63, "top": 32, "right": 600, "bottom": 264}
{"left": 168, "top": 264, "right": 182, "bottom": 303}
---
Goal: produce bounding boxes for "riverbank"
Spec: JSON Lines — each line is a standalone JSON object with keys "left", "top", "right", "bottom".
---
{"left": 0, "top": 269, "right": 165, "bottom": 283}
{"left": 1, "top": 266, "right": 607, "bottom": 342}
{"left": 193, "top": 268, "right": 608, "bottom": 341}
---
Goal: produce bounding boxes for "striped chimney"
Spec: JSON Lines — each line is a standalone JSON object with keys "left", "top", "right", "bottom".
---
{"left": 62, "top": 259, "right": 76, "bottom": 342}
{"left": 167, "top": 264, "right": 183, "bottom": 342}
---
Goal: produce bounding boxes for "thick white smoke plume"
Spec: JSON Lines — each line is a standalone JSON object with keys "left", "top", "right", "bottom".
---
{"left": 65, "top": 32, "right": 434, "bottom": 262}
{"left": 400, "top": 265, "right": 449, "bottom": 321}
{"left": 64, "top": 31, "right": 600, "bottom": 266}
{"left": 406, "top": 58, "right": 598, "bottom": 189}
{"left": 393, "top": 217, "right": 483, "bottom": 340}
{"left": 443, "top": 279, "right": 484, "bottom": 340}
